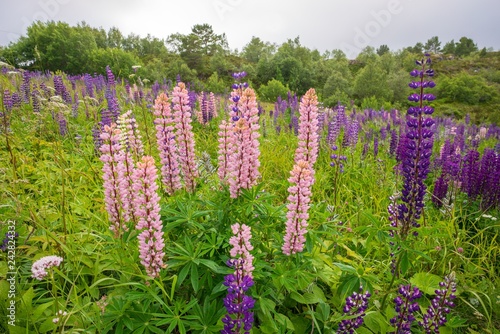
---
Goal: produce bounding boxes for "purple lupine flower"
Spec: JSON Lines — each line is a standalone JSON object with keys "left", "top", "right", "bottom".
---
{"left": 337, "top": 287, "right": 371, "bottom": 333}
{"left": 432, "top": 174, "right": 449, "bottom": 208}
{"left": 83, "top": 73, "right": 95, "bottom": 98}
{"left": 390, "top": 284, "right": 422, "bottom": 333}
{"left": 420, "top": 274, "right": 457, "bottom": 333}
{"left": 460, "top": 149, "right": 481, "bottom": 199}
{"left": 330, "top": 145, "right": 347, "bottom": 173}
{"left": 222, "top": 223, "right": 255, "bottom": 334}
{"left": 58, "top": 113, "right": 68, "bottom": 136}
{"left": 479, "top": 149, "right": 500, "bottom": 209}
{"left": 374, "top": 135, "right": 379, "bottom": 157}
{"left": 11, "top": 93, "right": 22, "bottom": 108}
{"left": 21, "top": 71, "right": 31, "bottom": 103}
{"left": 3, "top": 89, "right": 13, "bottom": 112}
{"left": 396, "top": 55, "right": 436, "bottom": 239}
{"left": 389, "top": 130, "right": 398, "bottom": 157}
{"left": 32, "top": 90, "right": 41, "bottom": 113}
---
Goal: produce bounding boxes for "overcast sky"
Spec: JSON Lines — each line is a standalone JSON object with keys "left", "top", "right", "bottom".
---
{"left": 0, "top": 0, "right": 498, "bottom": 58}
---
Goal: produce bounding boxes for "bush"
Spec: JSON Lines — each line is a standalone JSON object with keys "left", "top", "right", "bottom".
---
{"left": 257, "top": 79, "right": 290, "bottom": 102}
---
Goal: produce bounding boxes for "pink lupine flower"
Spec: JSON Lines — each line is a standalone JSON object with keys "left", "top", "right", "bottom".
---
{"left": 31, "top": 255, "right": 63, "bottom": 280}
{"left": 229, "top": 223, "right": 255, "bottom": 278}
{"left": 294, "top": 88, "right": 319, "bottom": 169}
{"left": 227, "top": 87, "right": 261, "bottom": 198}
{"left": 153, "top": 93, "right": 182, "bottom": 195}
{"left": 100, "top": 124, "right": 128, "bottom": 237}
{"left": 217, "top": 120, "right": 232, "bottom": 184}
{"left": 282, "top": 160, "right": 313, "bottom": 256}
{"left": 172, "top": 82, "right": 198, "bottom": 193}
{"left": 132, "top": 156, "right": 166, "bottom": 278}
{"left": 117, "top": 110, "right": 144, "bottom": 162}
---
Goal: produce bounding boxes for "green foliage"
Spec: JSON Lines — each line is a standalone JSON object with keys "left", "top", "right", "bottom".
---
{"left": 258, "top": 79, "right": 290, "bottom": 102}
{"left": 438, "top": 72, "right": 497, "bottom": 104}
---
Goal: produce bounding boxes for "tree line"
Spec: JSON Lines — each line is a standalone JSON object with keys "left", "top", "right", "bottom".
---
{"left": 0, "top": 20, "right": 498, "bottom": 123}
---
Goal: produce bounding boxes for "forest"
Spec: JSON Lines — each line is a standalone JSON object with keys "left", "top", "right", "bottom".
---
{"left": 0, "top": 21, "right": 499, "bottom": 124}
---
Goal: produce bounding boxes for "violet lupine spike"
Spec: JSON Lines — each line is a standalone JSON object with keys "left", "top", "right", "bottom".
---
{"left": 221, "top": 259, "right": 255, "bottom": 334}
{"left": 432, "top": 174, "right": 449, "bottom": 208}
{"left": 396, "top": 55, "right": 436, "bottom": 240}
{"left": 460, "top": 149, "right": 481, "bottom": 199}
{"left": 57, "top": 112, "right": 68, "bottom": 136}
{"left": 132, "top": 156, "right": 166, "bottom": 279}
{"left": 173, "top": 82, "right": 198, "bottom": 193}
{"left": 480, "top": 149, "right": 500, "bottom": 209}
{"left": 21, "top": 71, "right": 31, "bottom": 103}
{"left": 153, "top": 93, "right": 182, "bottom": 195}
{"left": 282, "top": 160, "right": 313, "bottom": 256}
{"left": 337, "top": 287, "right": 371, "bottom": 334}
{"left": 390, "top": 284, "right": 422, "bottom": 334}
{"left": 3, "top": 89, "right": 13, "bottom": 112}
{"left": 420, "top": 274, "right": 457, "bottom": 333}
{"left": 99, "top": 124, "right": 127, "bottom": 237}
{"left": 222, "top": 222, "right": 255, "bottom": 334}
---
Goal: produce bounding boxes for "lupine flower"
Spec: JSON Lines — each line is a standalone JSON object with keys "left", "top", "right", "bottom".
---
{"left": 222, "top": 222, "right": 255, "bottom": 334}
{"left": 132, "top": 156, "right": 166, "bottom": 278}
{"left": 173, "top": 82, "right": 198, "bottom": 193}
{"left": 154, "top": 93, "right": 182, "bottom": 195}
{"left": 117, "top": 110, "right": 144, "bottom": 162}
{"left": 432, "top": 174, "right": 448, "bottom": 208}
{"left": 374, "top": 135, "right": 379, "bottom": 157}
{"left": 217, "top": 120, "right": 232, "bottom": 184}
{"left": 420, "top": 274, "right": 457, "bottom": 333}
{"left": 31, "top": 255, "right": 63, "bottom": 280}
{"left": 294, "top": 88, "right": 319, "bottom": 169}
{"left": 221, "top": 259, "right": 255, "bottom": 334}
{"left": 480, "top": 149, "right": 500, "bottom": 209}
{"left": 58, "top": 112, "right": 68, "bottom": 136}
{"left": 282, "top": 160, "right": 313, "bottom": 255}
{"left": 0, "top": 232, "right": 18, "bottom": 251}
{"left": 228, "top": 224, "right": 254, "bottom": 278}
{"left": 32, "top": 90, "right": 41, "bottom": 113}
{"left": 390, "top": 284, "right": 422, "bottom": 333}
{"left": 460, "top": 149, "right": 480, "bottom": 199}
{"left": 227, "top": 85, "right": 261, "bottom": 198}
{"left": 3, "top": 89, "right": 13, "bottom": 112}
{"left": 330, "top": 145, "right": 347, "bottom": 173}
{"left": 396, "top": 55, "right": 436, "bottom": 239}
{"left": 21, "top": 71, "right": 31, "bottom": 103}
{"left": 337, "top": 287, "right": 371, "bottom": 333}
{"left": 100, "top": 124, "right": 127, "bottom": 237}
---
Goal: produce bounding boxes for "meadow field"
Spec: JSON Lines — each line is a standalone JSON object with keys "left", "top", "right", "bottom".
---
{"left": 0, "top": 58, "right": 499, "bottom": 333}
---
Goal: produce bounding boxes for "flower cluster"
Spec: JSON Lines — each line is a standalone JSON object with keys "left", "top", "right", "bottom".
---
{"left": 197, "top": 91, "right": 217, "bottom": 125}
{"left": 282, "top": 88, "right": 319, "bottom": 255}
{"left": 132, "top": 156, "right": 166, "bottom": 278}
{"left": 222, "top": 223, "right": 255, "bottom": 333}
{"left": 229, "top": 224, "right": 255, "bottom": 277}
{"left": 153, "top": 92, "right": 182, "bottom": 195}
{"left": 173, "top": 82, "right": 198, "bottom": 193}
{"left": 282, "top": 160, "right": 313, "bottom": 255}
{"left": 100, "top": 124, "right": 127, "bottom": 237}
{"left": 396, "top": 55, "right": 436, "bottom": 239}
{"left": 31, "top": 255, "right": 63, "bottom": 280}
{"left": 337, "top": 287, "right": 371, "bottom": 333}
{"left": 391, "top": 284, "right": 422, "bottom": 333}
{"left": 330, "top": 145, "right": 347, "bottom": 173}
{"left": 420, "top": 274, "right": 457, "bottom": 333}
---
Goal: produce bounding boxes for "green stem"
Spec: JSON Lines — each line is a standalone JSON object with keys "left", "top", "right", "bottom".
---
{"left": 381, "top": 252, "right": 402, "bottom": 310}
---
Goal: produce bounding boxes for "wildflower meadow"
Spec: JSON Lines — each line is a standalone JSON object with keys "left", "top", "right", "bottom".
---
{"left": 0, "top": 52, "right": 499, "bottom": 334}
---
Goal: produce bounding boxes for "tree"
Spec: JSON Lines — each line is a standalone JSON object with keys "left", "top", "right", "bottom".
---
{"left": 424, "top": 36, "right": 441, "bottom": 54}
{"left": 438, "top": 72, "right": 496, "bottom": 104}
{"left": 242, "top": 36, "right": 274, "bottom": 63}
{"left": 455, "top": 37, "right": 478, "bottom": 57}
{"left": 442, "top": 40, "right": 456, "bottom": 55}
{"left": 376, "top": 44, "right": 390, "bottom": 56}
{"left": 353, "top": 61, "right": 392, "bottom": 102}
{"left": 257, "top": 79, "right": 290, "bottom": 102}
{"left": 406, "top": 42, "right": 424, "bottom": 54}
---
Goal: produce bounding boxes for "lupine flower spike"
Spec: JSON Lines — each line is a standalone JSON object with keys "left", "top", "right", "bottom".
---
{"left": 173, "top": 82, "right": 198, "bottom": 193}
{"left": 337, "top": 287, "right": 371, "bottom": 333}
{"left": 390, "top": 284, "right": 422, "bottom": 333}
{"left": 221, "top": 223, "right": 255, "bottom": 333}
{"left": 153, "top": 93, "right": 182, "bottom": 195}
{"left": 420, "top": 273, "right": 457, "bottom": 333}
{"left": 397, "top": 54, "right": 436, "bottom": 239}
{"left": 132, "top": 156, "right": 166, "bottom": 278}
